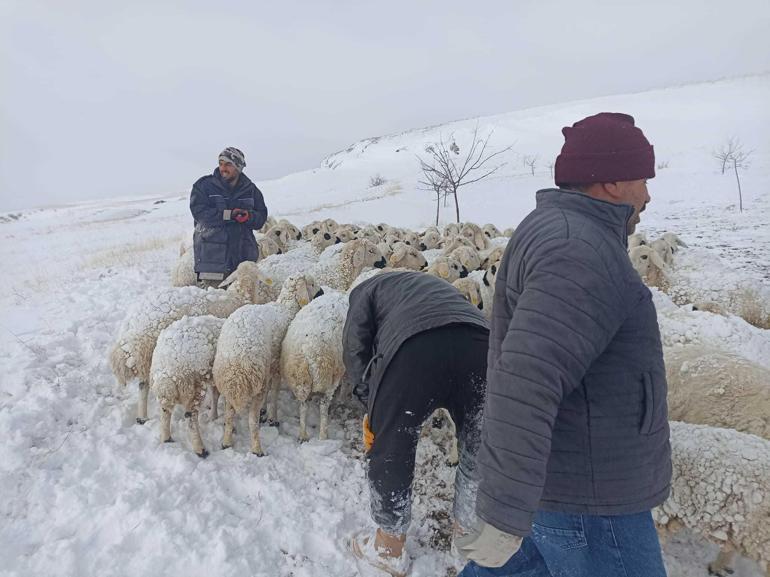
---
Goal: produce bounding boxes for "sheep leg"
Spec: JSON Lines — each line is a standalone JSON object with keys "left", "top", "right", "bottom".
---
{"left": 249, "top": 390, "right": 269, "bottom": 456}
{"left": 708, "top": 545, "right": 736, "bottom": 576}
{"left": 160, "top": 405, "right": 173, "bottom": 443}
{"left": 185, "top": 408, "right": 208, "bottom": 459}
{"left": 266, "top": 375, "right": 280, "bottom": 427}
{"left": 136, "top": 381, "right": 149, "bottom": 424}
{"left": 318, "top": 395, "right": 332, "bottom": 441}
{"left": 298, "top": 400, "right": 309, "bottom": 443}
{"left": 222, "top": 401, "right": 236, "bottom": 449}
{"left": 209, "top": 385, "right": 220, "bottom": 421}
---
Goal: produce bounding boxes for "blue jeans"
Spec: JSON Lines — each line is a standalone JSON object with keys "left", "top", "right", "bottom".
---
{"left": 459, "top": 510, "right": 667, "bottom": 577}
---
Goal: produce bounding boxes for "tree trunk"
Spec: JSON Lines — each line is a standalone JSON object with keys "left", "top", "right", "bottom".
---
{"left": 453, "top": 189, "right": 460, "bottom": 223}
{"left": 435, "top": 192, "right": 440, "bottom": 226}
{"left": 733, "top": 161, "right": 743, "bottom": 212}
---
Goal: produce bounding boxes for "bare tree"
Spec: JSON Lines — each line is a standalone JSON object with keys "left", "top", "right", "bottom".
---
{"left": 523, "top": 154, "right": 538, "bottom": 176}
{"left": 418, "top": 165, "right": 449, "bottom": 226}
{"left": 417, "top": 125, "right": 513, "bottom": 223}
{"left": 714, "top": 137, "right": 752, "bottom": 212}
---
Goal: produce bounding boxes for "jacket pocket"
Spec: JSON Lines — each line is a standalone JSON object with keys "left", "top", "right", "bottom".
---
{"left": 640, "top": 371, "right": 667, "bottom": 435}
{"left": 531, "top": 511, "right": 587, "bottom": 550}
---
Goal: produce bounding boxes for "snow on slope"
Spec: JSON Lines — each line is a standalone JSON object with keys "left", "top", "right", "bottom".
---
{"left": 0, "top": 75, "right": 768, "bottom": 577}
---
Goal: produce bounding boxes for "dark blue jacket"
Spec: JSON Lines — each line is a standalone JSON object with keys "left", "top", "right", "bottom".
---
{"left": 190, "top": 168, "right": 268, "bottom": 279}
{"left": 476, "top": 188, "right": 671, "bottom": 536}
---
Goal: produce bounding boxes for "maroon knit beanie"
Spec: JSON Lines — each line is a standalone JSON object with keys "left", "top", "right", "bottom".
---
{"left": 554, "top": 112, "right": 655, "bottom": 187}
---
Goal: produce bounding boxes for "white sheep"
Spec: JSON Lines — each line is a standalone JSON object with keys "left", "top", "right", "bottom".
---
{"left": 460, "top": 223, "right": 490, "bottom": 251}
{"left": 502, "top": 227, "right": 515, "bottom": 238}
{"left": 311, "top": 238, "right": 386, "bottom": 291}
{"left": 452, "top": 277, "right": 484, "bottom": 313}
{"left": 213, "top": 274, "right": 321, "bottom": 455}
{"left": 628, "top": 245, "right": 669, "bottom": 289}
{"left": 650, "top": 238, "right": 675, "bottom": 266}
{"left": 477, "top": 262, "right": 499, "bottom": 320}
{"left": 450, "top": 245, "right": 482, "bottom": 273}
{"left": 149, "top": 315, "right": 226, "bottom": 458}
{"left": 280, "top": 291, "right": 349, "bottom": 442}
{"left": 264, "top": 224, "right": 292, "bottom": 252}
{"left": 627, "top": 231, "right": 648, "bottom": 249}
{"left": 482, "top": 223, "right": 502, "bottom": 238}
{"left": 442, "top": 235, "right": 476, "bottom": 255}
{"left": 171, "top": 246, "right": 197, "bottom": 287}
{"left": 109, "top": 261, "right": 274, "bottom": 424}
{"left": 665, "top": 345, "right": 770, "bottom": 440}
{"left": 277, "top": 219, "right": 302, "bottom": 241}
{"left": 443, "top": 223, "right": 461, "bottom": 237}
{"left": 388, "top": 242, "right": 427, "bottom": 271}
{"left": 425, "top": 256, "right": 467, "bottom": 283}
{"left": 255, "top": 234, "right": 283, "bottom": 259}
{"left": 258, "top": 215, "right": 277, "bottom": 234}
{"left": 480, "top": 246, "right": 505, "bottom": 271}
{"left": 418, "top": 228, "right": 443, "bottom": 250}
{"left": 654, "top": 421, "right": 770, "bottom": 577}
{"left": 661, "top": 231, "right": 687, "bottom": 251}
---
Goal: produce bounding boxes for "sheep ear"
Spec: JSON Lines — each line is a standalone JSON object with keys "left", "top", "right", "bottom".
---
{"left": 438, "top": 262, "right": 449, "bottom": 279}
{"left": 650, "top": 250, "right": 667, "bottom": 270}
{"left": 297, "top": 278, "right": 312, "bottom": 307}
{"left": 392, "top": 244, "right": 407, "bottom": 263}
{"left": 352, "top": 246, "right": 366, "bottom": 269}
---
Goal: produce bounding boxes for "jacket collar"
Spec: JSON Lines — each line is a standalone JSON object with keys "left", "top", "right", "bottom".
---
{"left": 536, "top": 188, "right": 633, "bottom": 247}
{"left": 212, "top": 168, "right": 252, "bottom": 193}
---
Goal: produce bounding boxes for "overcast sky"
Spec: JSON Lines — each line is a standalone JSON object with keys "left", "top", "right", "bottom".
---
{"left": 1, "top": 0, "right": 769, "bottom": 212}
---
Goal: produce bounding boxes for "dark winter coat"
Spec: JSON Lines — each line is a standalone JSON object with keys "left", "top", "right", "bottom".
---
{"left": 343, "top": 271, "right": 489, "bottom": 415}
{"left": 476, "top": 188, "right": 671, "bottom": 537}
{"left": 190, "top": 168, "right": 268, "bottom": 279}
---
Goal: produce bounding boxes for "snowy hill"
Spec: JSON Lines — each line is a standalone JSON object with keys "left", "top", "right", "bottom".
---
{"left": 0, "top": 75, "right": 768, "bottom": 577}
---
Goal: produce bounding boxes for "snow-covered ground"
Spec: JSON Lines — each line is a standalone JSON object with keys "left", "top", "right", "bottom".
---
{"left": 1, "top": 75, "right": 768, "bottom": 576}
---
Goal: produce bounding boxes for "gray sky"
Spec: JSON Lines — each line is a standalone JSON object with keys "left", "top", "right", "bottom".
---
{"left": 2, "top": 0, "right": 769, "bottom": 212}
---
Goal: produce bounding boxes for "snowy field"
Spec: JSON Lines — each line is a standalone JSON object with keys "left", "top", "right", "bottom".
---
{"left": 1, "top": 75, "right": 769, "bottom": 576}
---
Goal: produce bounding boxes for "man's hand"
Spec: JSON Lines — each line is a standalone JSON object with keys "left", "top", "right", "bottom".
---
{"left": 232, "top": 208, "right": 250, "bottom": 223}
{"left": 455, "top": 520, "right": 523, "bottom": 568}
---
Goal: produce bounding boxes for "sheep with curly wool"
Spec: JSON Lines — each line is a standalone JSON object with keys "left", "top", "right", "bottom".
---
{"left": 149, "top": 315, "right": 226, "bottom": 457}
{"left": 213, "top": 274, "right": 322, "bottom": 455}
{"left": 171, "top": 245, "right": 197, "bottom": 287}
{"left": 280, "top": 290, "right": 349, "bottom": 442}
{"left": 388, "top": 242, "right": 427, "bottom": 271}
{"left": 665, "top": 345, "right": 770, "bottom": 440}
{"left": 109, "top": 261, "right": 275, "bottom": 424}
{"left": 653, "top": 421, "right": 770, "bottom": 577}
{"left": 310, "top": 238, "right": 386, "bottom": 291}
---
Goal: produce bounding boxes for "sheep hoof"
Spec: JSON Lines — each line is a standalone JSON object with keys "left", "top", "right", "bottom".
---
{"left": 163, "top": 438, "right": 174, "bottom": 443}
{"left": 197, "top": 449, "right": 209, "bottom": 459}
{"left": 251, "top": 450, "right": 265, "bottom": 457}
{"left": 267, "top": 419, "right": 280, "bottom": 428}
{"left": 708, "top": 566, "right": 734, "bottom": 576}
{"left": 446, "top": 458, "right": 459, "bottom": 467}
{"left": 298, "top": 436, "right": 309, "bottom": 444}
{"left": 221, "top": 443, "right": 232, "bottom": 450}
{"left": 136, "top": 417, "right": 148, "bottom": 425}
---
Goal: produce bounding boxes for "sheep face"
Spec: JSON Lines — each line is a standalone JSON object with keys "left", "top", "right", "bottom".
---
{"left": 444, "top": 223, "right": 461, "bottom": 237}
{"left": 267, "top": 225, "right": 291, "bottom": 249}
{"left": 388, "top": 242, "right": 428, "bottom": 270}
{"left": 310, "top": 230, "right": 337, "bottom": 253}
{"left": 628, "top": 232, "right": 648, "bottom": 249}
{"left": 650, "top": 238, "right": 675, "bottom": 266}
{"left": 279, "top": 220, "right": 302, "bottom": 240}
{"left": 483, "top": 260, "right": 500, "bottom": 287}
{"left": 401, "top": 232, "right": 420, "bottom": 247}
{"left": 452, "top": 278, "right": 483, "bottom": 310}
{"left": 482, "top": 224, "right": 502, "bottom": 238}
{"left": 481, "top": 246, "right": 504, "bottom": 270}
{"left": 629, "top": 245, "right": 667, "bottom": 288}
{"left": 451, "top": 246, "right": 482, "bottom": 272}
{"left": 502, "top": 227, "right": 515, "bottom": 238}
{"left": 442, "top": 236, "right": 475, "bottom": 255}
{"left": 419, "top": 229, "right": 442, "bottom": 250}
{"left": 335, "top": 228, "right": 356, "bottom": 243}
{"left": 220, "top": 261, "right": 276, "bottom": 304}
{"left": 460, "top": 223, "right": 487, "bottom": 251}
{"left": 427, "top": 256, "right": 464, "bottom": 283}
{"left": 348, "top": 240, "right": 386, "bottom": 272}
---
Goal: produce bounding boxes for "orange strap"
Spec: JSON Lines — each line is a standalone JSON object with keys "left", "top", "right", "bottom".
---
{"left": 362, "top": 414, "right": 375, "bottom": 452}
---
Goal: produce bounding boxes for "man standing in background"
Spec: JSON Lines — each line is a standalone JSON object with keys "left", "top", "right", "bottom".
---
{"left": 458, "top": 113, "right": 671, "bottom": 577}
{"left": 190, "top": 147, "right": 268, "bottom": 286}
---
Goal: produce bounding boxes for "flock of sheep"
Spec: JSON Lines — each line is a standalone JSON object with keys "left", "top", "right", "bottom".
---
{"left": 110, "top": 217, "right": 770, "bottom": 576}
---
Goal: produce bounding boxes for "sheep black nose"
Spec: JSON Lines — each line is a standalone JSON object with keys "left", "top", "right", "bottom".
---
{"left": 419, "top": 243, "right": 427, "bottom": 251}
{"left": 374, "top": 257, "right": 387, "bottom": 269}
{"left": 296, "top": 233, "right": 302, "bottom": 240}
{"left": 334, "top": 237, "right": 342, "bottom": 244}
{"left": 477, "top": 301, "right": 484, "bottom": 310}
{"left": 314, "top": 288, "right": 325, "bottom": 298}
{"left": 459, "top": 267, "right": 469, "bottom": 278}
{"left": 420, "top": 263, "right": 427, "bottom": 270}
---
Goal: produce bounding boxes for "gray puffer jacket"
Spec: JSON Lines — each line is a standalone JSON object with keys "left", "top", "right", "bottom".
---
{"left": 476, "top": 188, "right": 671, "bottom": 536}
{"left": 343, "top": 271, "right": 489, "bottom": 415}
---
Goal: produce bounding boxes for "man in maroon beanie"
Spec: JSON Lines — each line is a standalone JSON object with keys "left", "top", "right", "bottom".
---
{"left": 457, "top": 113, "right": 670, "bottom": 577}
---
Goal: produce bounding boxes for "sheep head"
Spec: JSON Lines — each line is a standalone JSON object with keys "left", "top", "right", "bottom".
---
{"left": 629, "top": 245, "right": 668, "bottom": 288}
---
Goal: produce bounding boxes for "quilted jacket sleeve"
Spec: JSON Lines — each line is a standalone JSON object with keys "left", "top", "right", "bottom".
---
{"left": 476, "top": 237, "right": 628, "bottom": 535}
{"left": 190, "top": 179, "right": 228, "bottom": 227}
{"left": 342, "top": 283, "right": 376, "bottom": 391}
{"left": 248, "top": 185, "right": 268, "bottom": 231}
